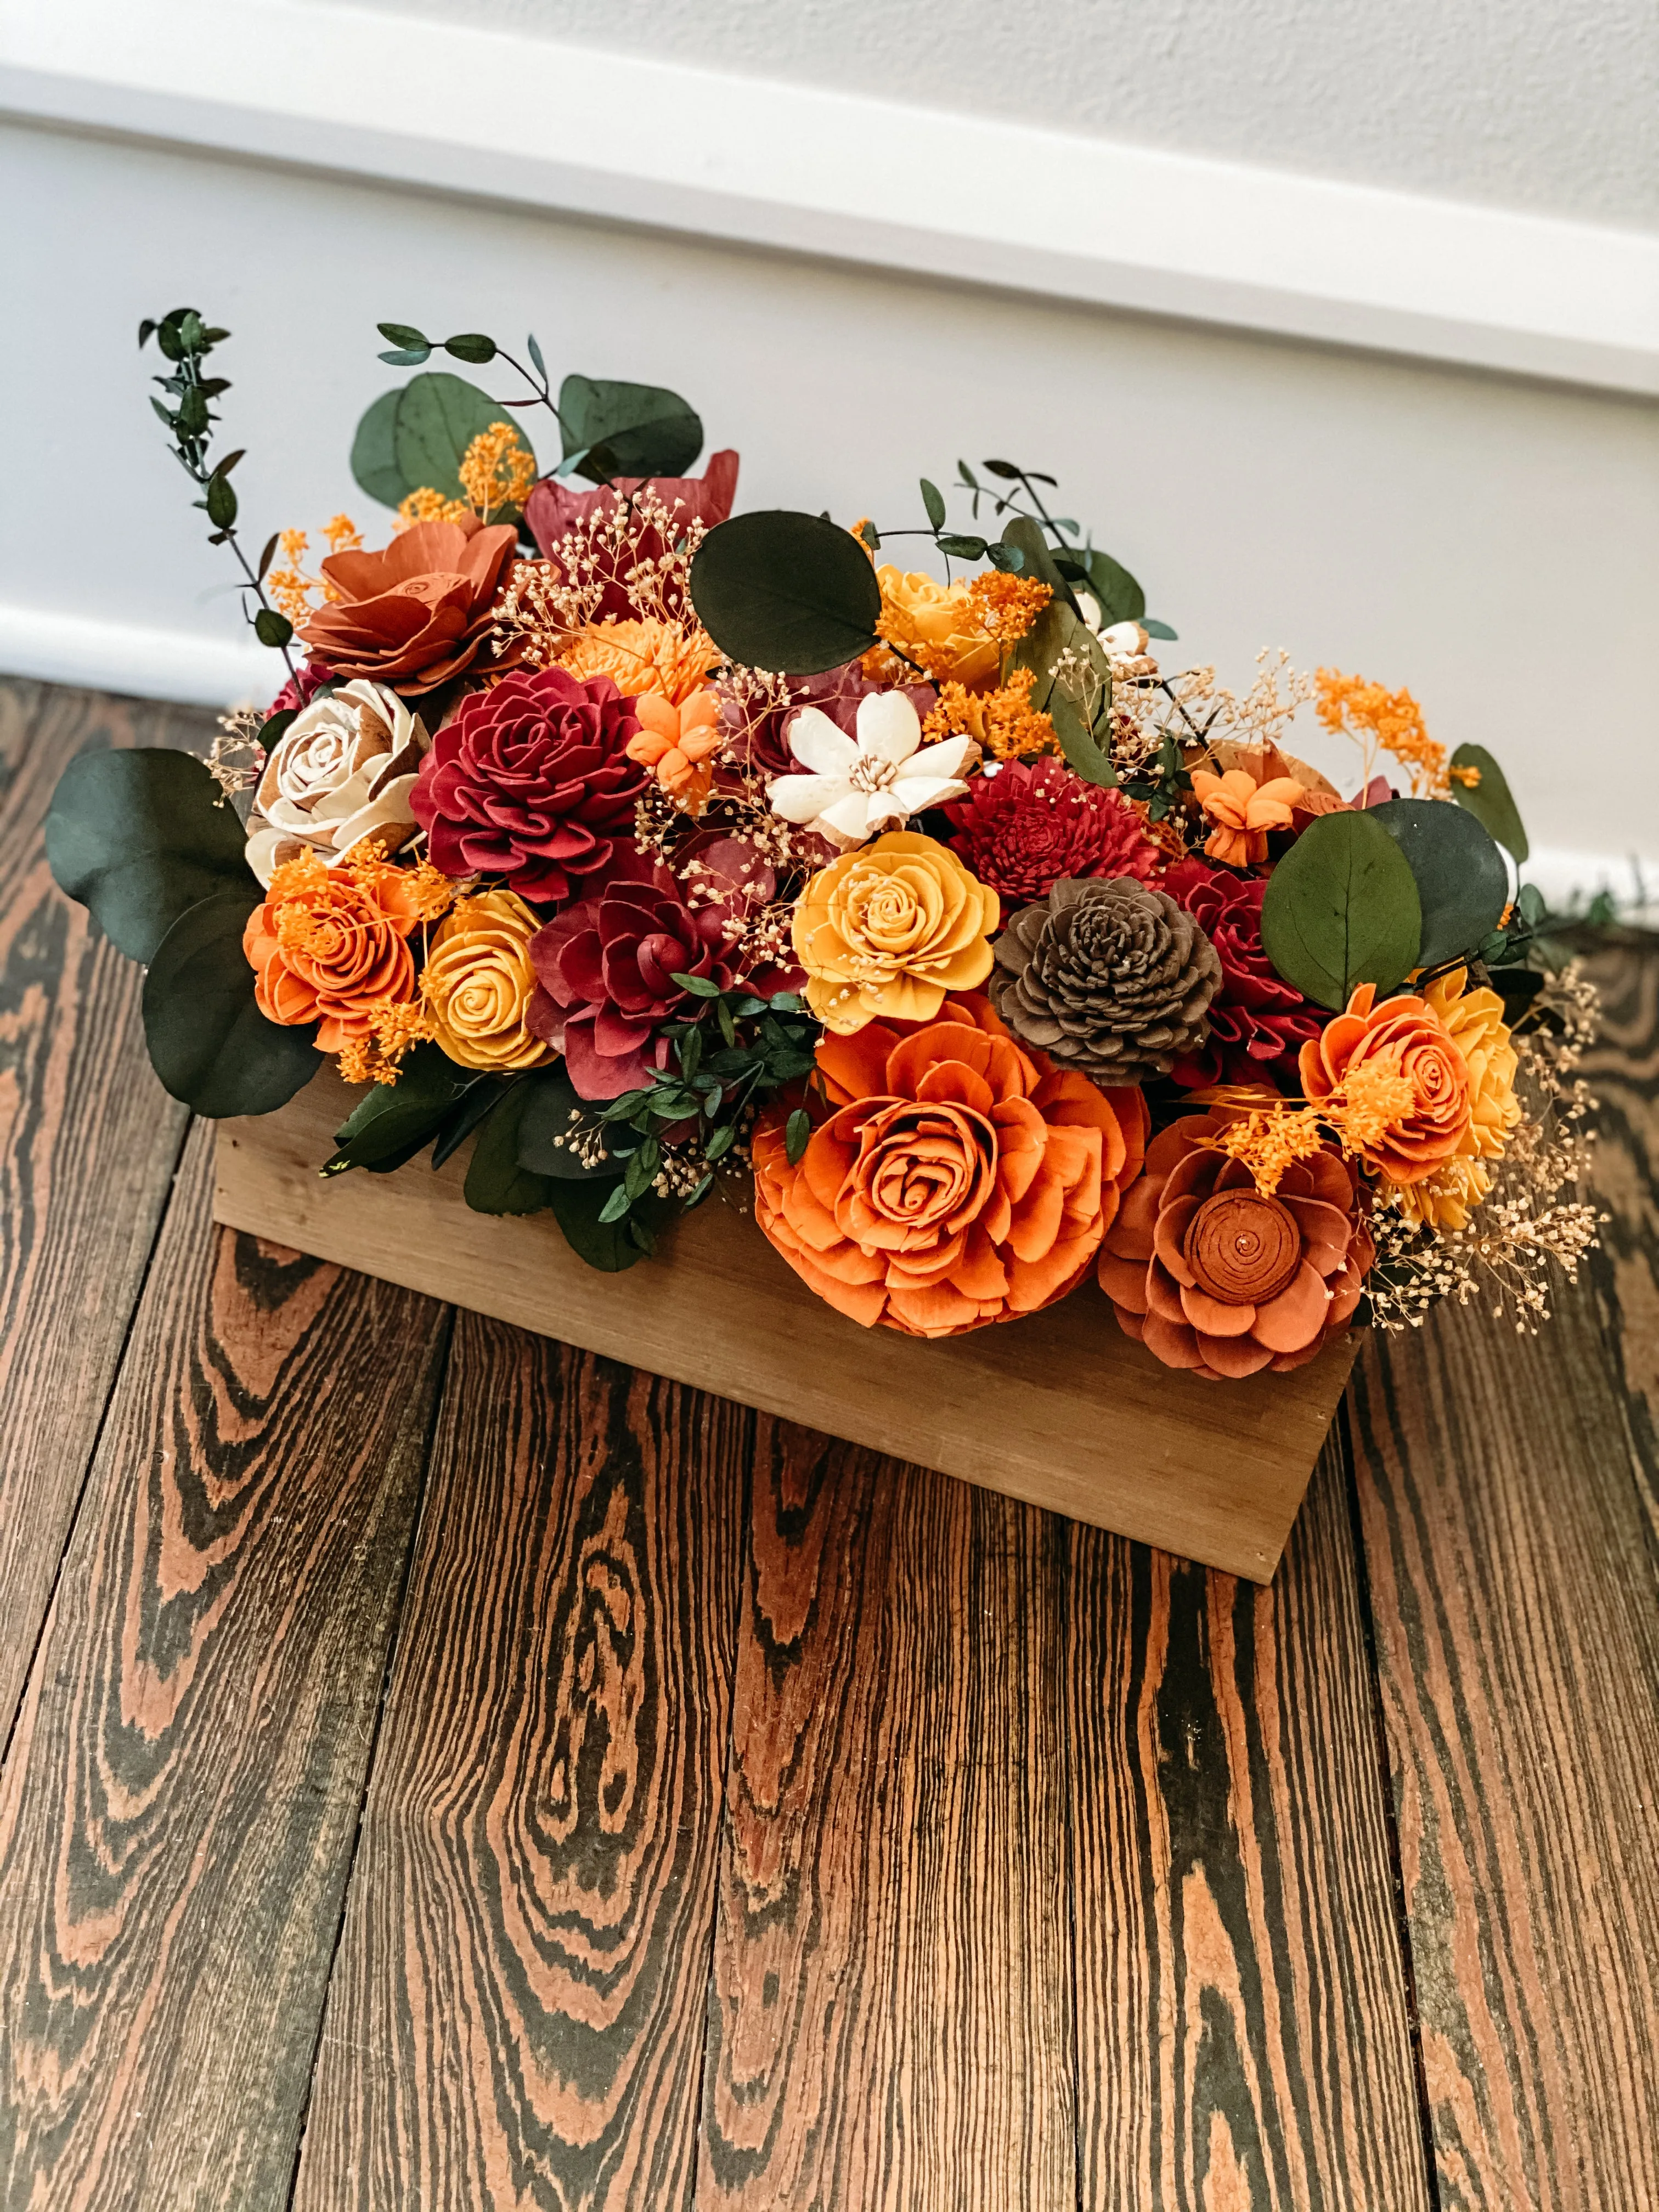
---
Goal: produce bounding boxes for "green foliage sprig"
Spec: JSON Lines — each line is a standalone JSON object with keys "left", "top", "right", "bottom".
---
{"left": 139, "top": 307, "right": 295, "bottom": 665}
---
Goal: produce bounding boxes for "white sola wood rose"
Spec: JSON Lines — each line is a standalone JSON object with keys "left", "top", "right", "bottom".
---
{"left": 245, "top": 679, "right": 429, "bottom": 886}
{"left": 767, "top": 689, "right": 978, "bottom": 847}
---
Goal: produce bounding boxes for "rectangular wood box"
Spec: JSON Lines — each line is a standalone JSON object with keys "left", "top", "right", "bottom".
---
{"left": 213, "top": 1071, "right": 1356, "bottom": 1581}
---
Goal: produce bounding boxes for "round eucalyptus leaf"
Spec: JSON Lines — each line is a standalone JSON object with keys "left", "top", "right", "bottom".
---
{"left": 349, "top": 389, "right": 407, "bottom": 507}
{"left": 392, "top": 371, "right": 535, "bottom": 510}
{"left": 45, "top": 747, "right": 255, "bottom": 963}
{"left": 1260, "top": 810, "right": 1423, "bottom": 1012}
{"left": 516, "top": 1064, "right": 618, "bottom": 1179}
{"left": 558, "top": 374, "right": 702, "bottom": 482}
{"left": 1370, "top": 797, "right": 1509, "bottom": 967}
{"left": 690, "top": 511, "right": 882, "bottom": 674}
{"left": 325, "top": 1043, "right": 473, "bottom": 1175}
{"left": 1450, "top": 742, "right": 1530, "bottom": 862}
{"left": 143, "top": 889, "right": 319, "bottom": 1117}
{"left": 463, "top": 1081, "right": 554, "bottom": 1216}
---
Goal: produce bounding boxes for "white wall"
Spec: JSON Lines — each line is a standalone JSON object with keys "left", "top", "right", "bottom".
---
{"left": 1, "top": 0, "right": 1656, "bottom": 904}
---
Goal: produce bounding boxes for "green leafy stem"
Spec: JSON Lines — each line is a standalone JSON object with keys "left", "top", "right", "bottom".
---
{"left": 140, "top": 307, "right": 296, "bottom": 668}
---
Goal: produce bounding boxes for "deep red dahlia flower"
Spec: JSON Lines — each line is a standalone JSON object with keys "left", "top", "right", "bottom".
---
{"left": 409, "top": 667, "right": 646, "bottom": 905}
{"left": 526, "top": 837, "right": 780, "bottom": 1099}
{"left": 943, "top": 758, "right": 1161, "bottom": 904}
{"left": 1163, "top": 857, "right": 1326, "bottom": 1090}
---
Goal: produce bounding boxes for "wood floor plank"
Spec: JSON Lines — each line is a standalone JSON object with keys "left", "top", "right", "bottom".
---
{"left": 0, "top": 1126, "right": 451, "bottom": 2212}
{"left": 695, "top": 1424, "right": 1075, "bottom": 2211}
{"left": 0, "top": 676, "right": 213, "bottom": 1749}
{"left": 1576, "top": 936, "right": 1659, "bottom": 1562}
{"left": 1065, "top": 1435, "right": 1433, "bottom": 2211}
{"left": 291, "top": 1317, "right": 746, "bottom": 2212}
{"left": 1349, "top": 1286, "right": 1659, "bottom": 2210}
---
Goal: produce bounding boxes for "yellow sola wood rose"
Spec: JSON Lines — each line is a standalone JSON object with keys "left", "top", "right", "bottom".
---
{"left": 792, "top": 830, "right": 999, "bottom": 1034}
{"left": 422, "top": 889, "right": 553, "bottom": 1071}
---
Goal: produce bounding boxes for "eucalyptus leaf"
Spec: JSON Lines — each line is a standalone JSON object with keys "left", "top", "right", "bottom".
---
{"left": 392, "top": 371, "right": 535, "bottom": 510}
{"left": 1451, "top": 742, "right": 1530, "bottom": 862}
{"left": 1370, "top": 797, "right": 1509, "bottom": 967}
{"left": 324, "top": 1045, "right": 474, "bottom": 1175}
{"left": 431, "top": 1079, "right": 509, "bottom": 1169}
{"left": 349, "top": 388, "right": 408, "bottom": 508}
{"left": 46, "top": 747, "right": 255, "bottom": 962}
{"left": 690, "top": 510, "right": 882, "bottom": 674}
{"left": 919, "top": 477, "right": 946, "bottom": 529}
{"left": 253, "top": 609, "right": 292, "bottom": 648}
{"left": 142, "top": 889, "right": 319, "bottom": 1116}
{"left": 998, "top": 516, "right": 1079, "bottom": 613}
{"left": 516, "top": 1064, "right": 618, "bottom": 1179}
{"left": 463, "top": 1082, "right": 554, "bottom": 1216}
{"left": 547, "top": 1175, "right": 673, "bottom": 1271}
{"left": 1008, "top": 600, "right": 1116, "bottom": 787}
{"left": 1080, "top": 546, "right": 1146, "bottom": 625}
{"left": 558, "top": 374, "right": 702, "bottom": 481}
{"left": 1260, "top": 810, "right": 1423, "bottom": 1011}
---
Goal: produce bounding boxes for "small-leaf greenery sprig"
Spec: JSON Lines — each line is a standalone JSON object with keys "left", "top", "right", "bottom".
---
{"left": 139, "top": 307, "right": 296, "bottom": 669}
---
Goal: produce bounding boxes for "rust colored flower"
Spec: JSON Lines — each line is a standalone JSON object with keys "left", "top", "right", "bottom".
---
{"left": 626, "top": 689, "right": 724, "bottom": 815}
{"left": 753, "top": 991, "right": 1148, "bottom": 1338}
{"left": 792, "top": 831, "right": 999, "bottom": 1034}
{"left": 242, "top": 847, "right": 430, "bottom": 1053}
{"left": 298, "top": 516, "right": 521, "bottom": 694}
{"left": 409, "top": 665, "right": 646, "bottom": 903}
{"left": 422, "top": 889, "right": 552, "bottom": 1073}
{"left": 1098, "top": 1110, "right": 1373, "bottom": 1378}
{"left": 1189, "top": 766, "right": 1304, "bottom": 867}
{"left": 1384, "top": 966, "right": 1521, "bottom": 1228}
{"left": 1299, "top": 983, "right": 1472, "bottom": 1184}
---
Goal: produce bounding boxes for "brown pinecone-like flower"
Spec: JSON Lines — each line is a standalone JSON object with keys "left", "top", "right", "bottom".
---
{"left": 991, "top": 876, "right": 1222, "bottom": 1085}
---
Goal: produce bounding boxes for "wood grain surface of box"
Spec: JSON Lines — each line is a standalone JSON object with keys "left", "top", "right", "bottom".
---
{"left": 212, "top": 1071, "right": 1357, "bottom": 1581}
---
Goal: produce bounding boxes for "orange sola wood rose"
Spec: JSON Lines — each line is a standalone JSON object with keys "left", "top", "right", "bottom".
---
{"left": 752, "top": 992, "right": 1148, "bottom": 1338}
{"left": 1299, "top": 981, "right": 1472, "bottom": 1183}
{"left": 1098, "top": 1109, "right": 1373, "bottom": 1379}
{"left": 242, "top": 846, "right": 438, "bottom": 1053}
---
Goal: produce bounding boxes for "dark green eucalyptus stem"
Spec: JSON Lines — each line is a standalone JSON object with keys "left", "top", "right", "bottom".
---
{"left": 140, "top": 307, "right": 296, "bottom": 675}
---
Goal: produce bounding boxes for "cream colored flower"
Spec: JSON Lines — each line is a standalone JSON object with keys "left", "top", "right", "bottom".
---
{"left": 245, "top": 679, "right": 427, "bottom": 887}
{"left": 769, "top": 691, "right": 977, "bottom": 848}
{"left": 422, "top": 890, "right": 552, "bottom": 1071}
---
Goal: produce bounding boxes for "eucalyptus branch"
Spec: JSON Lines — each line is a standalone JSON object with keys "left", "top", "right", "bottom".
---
{"left": 140, "top": 307, "right": 296, "bottom": 674}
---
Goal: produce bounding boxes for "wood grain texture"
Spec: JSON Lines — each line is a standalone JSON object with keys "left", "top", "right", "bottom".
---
{"left": 1577, "top": 936, "right": 1659, "bottom": 1563}
{"left": 1065, "top": 1433, "right": 1433, "bottom": 2211}
{"left": 217, "top": 1067, "right": 1355, "bottom": 1579}
{"left": 1350, "top": 1287, "right": 1659, "bottom": 2211}
{"left": 696, "top": 1424, "right": 1075, "bottom": 2211}
{"left": 0, "top": 676, "right": 212, "bottom": 1748}
{"left": 0, "top": 1125, "right": 450, "bottom": 2212}
{"left": 291, "top": 1316, "right": 744, "bottom": 2212}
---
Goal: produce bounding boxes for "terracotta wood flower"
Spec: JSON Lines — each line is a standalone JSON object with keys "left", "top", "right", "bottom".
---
{"left": 1098, "top": 1110, "right": 1373, "bottom": 1378}
{"left": 754, "top": 992, "right": 1148, "bottom": 1338}
{"left": 298, "top": 517, "right": 520, "bottom": 694}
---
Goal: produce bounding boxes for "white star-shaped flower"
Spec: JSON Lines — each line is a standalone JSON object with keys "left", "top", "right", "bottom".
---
{"left": 767, "top": 691, "right": 978, "bottom": 847}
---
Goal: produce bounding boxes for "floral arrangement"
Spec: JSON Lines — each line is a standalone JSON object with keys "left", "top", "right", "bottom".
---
{"left": 46, "top": 306, "right": 1604, "bottom": 1379}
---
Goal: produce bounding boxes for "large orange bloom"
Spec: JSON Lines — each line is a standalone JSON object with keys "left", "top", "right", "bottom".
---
{"left": 299, "top": 516, "right": 520, "bottom": 693}
{"left": 1098, "top": 1110, "right": 1373, "bottom": 1379}
{"left": 243, "top": 849, "right": 428, "bottom": 1053}
{"left": 753, "top": 991, "right": 1147, "bottom": 1338}
{"left": 1299, "top": 981, "right": 1472, "bottom": 1184}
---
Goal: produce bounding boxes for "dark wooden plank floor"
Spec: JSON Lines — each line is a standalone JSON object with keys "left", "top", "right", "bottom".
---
{"left": 1, "top": 675, "right": 1655, "bottom": 2212}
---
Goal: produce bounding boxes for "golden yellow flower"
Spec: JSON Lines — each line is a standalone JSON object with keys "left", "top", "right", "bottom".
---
{"left": 1381, "top": 966, "right": 1520, "bottom": 1227}
{"left": 422, "top": 890, "right": 552, "bottom": 1071}
{"left": 559, "top": 617, "right": 716, "bottom": 707}
{"left": 792, "top": 831, "right": 1000, "bottom": 1034}
{"left": 863, "top": 568, "right": 1002, "bottom": 689}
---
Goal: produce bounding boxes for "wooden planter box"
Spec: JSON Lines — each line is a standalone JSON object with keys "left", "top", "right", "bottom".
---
{"left": 213, "top": 1071, "right": 1356, "bottom": 1581}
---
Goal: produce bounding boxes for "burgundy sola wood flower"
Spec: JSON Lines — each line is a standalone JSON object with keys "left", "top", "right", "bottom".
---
{"left": 943, "top": 757, "right": 1161, "bottom": 904}
{"left": 409, "top": 666, "right": 645, "bottom": 905}
{"left": 1163, "top": 857, "right": 1326, "bottom": 1090}
{"left": 526, "top": 838, "right": 780, "bottom": 1099}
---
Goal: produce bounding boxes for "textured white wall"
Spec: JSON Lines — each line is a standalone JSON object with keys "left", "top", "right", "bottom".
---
{"left": 347, "top": 0, "right": 1659, "bottom": 227}
{"left": 3, "top": 118, "right": 1654, "bottom": 895}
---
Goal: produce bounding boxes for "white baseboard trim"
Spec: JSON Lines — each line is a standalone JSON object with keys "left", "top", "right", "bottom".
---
{"left": 0, "top": 603, "right": 276, "bottom": 710}
{"left": 3, "top": 600, "right": 1651, "bottom": 922}
{"left": 4, "top": 0, "right": 1657, "bottom": 396}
